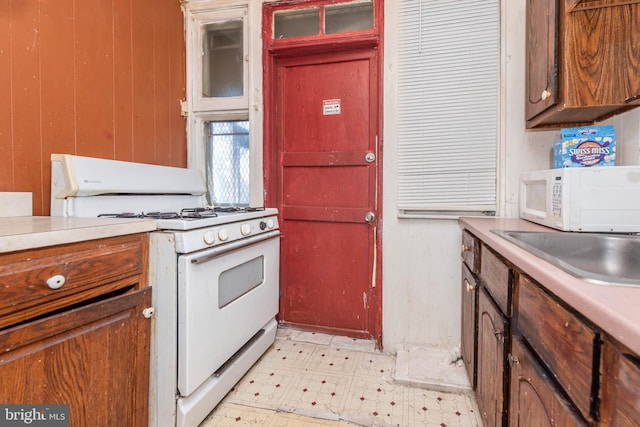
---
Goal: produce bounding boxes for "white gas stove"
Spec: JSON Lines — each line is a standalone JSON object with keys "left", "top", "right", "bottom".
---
{"left": 50, "top": 154, "right": 280, "bottom": 427}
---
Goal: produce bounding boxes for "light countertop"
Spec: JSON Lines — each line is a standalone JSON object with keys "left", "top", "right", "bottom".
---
{"left": 0, "top": 216, "right": 157, "bottom": 253}
{"left": 459, "top": 217, "right": 640, "bottom": 356}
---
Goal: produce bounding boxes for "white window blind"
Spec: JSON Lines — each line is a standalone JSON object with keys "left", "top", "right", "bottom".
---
{"left": 397, "top": 0, "right": 499, "bottom": 217}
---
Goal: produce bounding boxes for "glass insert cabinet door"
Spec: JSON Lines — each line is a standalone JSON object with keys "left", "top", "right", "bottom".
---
{"left": 190, "top": 7, "right": 248, "bottom": 111}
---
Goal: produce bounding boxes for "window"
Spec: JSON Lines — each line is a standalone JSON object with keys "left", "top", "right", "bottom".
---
{"left": 272, "top": 0, "right": 373, "bottom": 39}
{"left": 185, "top": 2, "right": 262, "bottom": 207}
{"left": 397, "top": 0, "right": 499, "bottom": 217}
{"left": 202, "top": 19, "right": 244, "bottom": 98}
{"left": 274, "top": 8, "right": 320, "bottom": 38}
{"left": 205, "top": 120, "right": 250, "bottom": 206}
{"left": 189, "top": 7, "right": 248, "bottom": 112}
{"left": 325, "top": 1, "right": 374, "bottom": 34}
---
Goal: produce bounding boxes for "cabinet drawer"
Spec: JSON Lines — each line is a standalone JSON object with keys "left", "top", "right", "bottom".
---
{"left": 517, "top": 275, "right": 595, "bottom": 420}
{"left": 479, "top": 245, "right": 511, "bottom": 316}
{"left": 0, "top": 234, "right": 147, "bottom": 325}
{"left": 461, "top": 230, "right": 478, "bottom": 273}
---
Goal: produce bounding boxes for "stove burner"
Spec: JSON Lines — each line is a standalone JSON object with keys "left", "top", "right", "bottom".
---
{"left": 214, "top": 206, "right": 266, "bottom": 213}
{"left": 180, "top": 207, "right": 218, "bottom": 219}
{"left": 147, "top": 212, "right": 183, "bottom": 219}
{"left": 98, "top": 212, "right": 181, "bottom": 219}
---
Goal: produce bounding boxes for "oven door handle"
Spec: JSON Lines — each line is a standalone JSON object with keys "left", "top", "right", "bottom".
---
{"left": 190, "top": 230, "right": 281, "bottom": 264}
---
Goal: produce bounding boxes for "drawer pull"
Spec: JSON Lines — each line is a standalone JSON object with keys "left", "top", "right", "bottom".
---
{"left": 142, "top": 307, "right": 155, "bottom": 319}
{"left": 46, "top": 275, "right": 66, "bottom": 289}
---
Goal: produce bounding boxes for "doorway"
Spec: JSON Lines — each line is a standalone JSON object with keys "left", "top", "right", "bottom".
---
{"left": 265, "top": 44, "right": 382, "bottom": 343}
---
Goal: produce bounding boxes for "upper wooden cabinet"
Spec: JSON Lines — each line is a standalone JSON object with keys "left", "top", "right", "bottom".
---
{"left": 526, "top": 0, "right": 640, "bottom": 128}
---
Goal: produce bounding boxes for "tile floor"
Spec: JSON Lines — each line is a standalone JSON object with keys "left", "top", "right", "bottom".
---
{"left": 200, "top": 328, "right": 482, "bottom": 427}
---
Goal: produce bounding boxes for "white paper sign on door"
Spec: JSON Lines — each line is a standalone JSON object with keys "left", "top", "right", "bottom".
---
{"left": 323, "top": 99, "right": 341, "bottom": 115}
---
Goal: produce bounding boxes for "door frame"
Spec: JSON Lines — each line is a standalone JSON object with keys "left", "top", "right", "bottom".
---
{"left": 262, "top": 2, "right": 384, "bottom": 346}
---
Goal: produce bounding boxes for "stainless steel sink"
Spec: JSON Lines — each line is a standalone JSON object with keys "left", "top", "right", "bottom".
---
{"left": 492, "top": 230, "right": 640, "bottom": 286}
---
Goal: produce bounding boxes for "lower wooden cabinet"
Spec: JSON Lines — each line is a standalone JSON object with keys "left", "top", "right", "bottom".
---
{"left": 0, "top": 233, "right": 151, "bottom": 427}
{"left": 0, "top": 289, "right": 151, "bottom": 426}
{"left": 509, "top": 336, "right": 586, "bottom": 426}
{"left": 476, "top": 288, "right": 508, "bottom": 427}
{"left": 600, "top": 339, "right": 640, "bottom": 426}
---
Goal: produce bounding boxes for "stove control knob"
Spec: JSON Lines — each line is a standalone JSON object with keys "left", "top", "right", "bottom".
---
{"left": 203, "top": 230, "right": 216, "bottom": 245}
{"left": 218, "top": 228, "right": 229, "bottom": 242}
{"left": 266, "top": 218, "right": 275, "bottom": 229}
{"left": 260, "top": 221, "right": 267, "bottom": 230}
{"left": 241, "top": 223, "right": 252, "bottom": 236}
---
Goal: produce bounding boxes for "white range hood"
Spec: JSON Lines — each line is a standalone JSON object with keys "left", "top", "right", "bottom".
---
{"left": 50, "top": 154, "right": 206, "bottom": 217}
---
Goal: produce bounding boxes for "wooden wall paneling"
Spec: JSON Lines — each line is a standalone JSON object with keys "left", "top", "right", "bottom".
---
{"left": 131, "top": 0, "right": 156, "bottom": 165}
{"left": 40, "top": 0, "right": 76, "bottom": 214}
{"left": 75, "top": 0, "right": 115, "bottom": 160}
{"left": 168, "top": 0, "right": 186, "bottom": 168}
{"left": 154, "top": 3, "right": 172, "bottom": 166}
{"left": 0, "top": 0, "right": 187, "bottom": 215}
{"left": 0, "top": 1, "right": 12, "bottom": 190}
{"left": 10, "top": 1, "right": 42, "bottom": 213}
{"left": 114, "top": 0, "right": 135, "bottom": 162}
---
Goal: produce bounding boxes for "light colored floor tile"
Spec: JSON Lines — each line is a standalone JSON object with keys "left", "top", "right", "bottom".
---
{"left": 279, "top": 370, "right": 352, "bottom": 417}
{"left": 353, "top": 351, "right": 396, "bottom": 380}
{"left": 259, "top": 339, "right": 317, "bottom": 369}
{"left": 223, "top": 360, "right": 295, "bottom": 410}
{"left": 200, "top": 403, "right": 275, "bottom": 426}
{"left": 408, "top": 388, "right": 481, "bottom": 427}
{"left": 201, "top": 403, "right": 354, "bottom": 427}
{"left": 203, "top": 329, "right": 483, "bottom": 427}
{"left": 340, "top": 376, "right": 408, "bottom": 426}
{"left": 277, "top": 329, "right": 334, "bottom": 346}
{"left": 329, "top": 335, "right": 378, "bottom": 352}
{"left": 305, "top": 346, "right": 360, "bottom": 375}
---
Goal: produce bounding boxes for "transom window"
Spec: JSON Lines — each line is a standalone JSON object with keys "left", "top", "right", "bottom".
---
{"left": 272, "top": 0, "right": 374, "bottom": 39}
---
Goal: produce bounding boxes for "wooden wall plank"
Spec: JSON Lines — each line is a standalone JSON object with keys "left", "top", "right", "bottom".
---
{"left": 154, "top": 2, "right": 171, "bottom": 166}
{"left": 0, "top": 0, "right": 13, "bottom": 190}
{"left": 131, "top": 0, "right": 156, "bottom": 164}
{"left": 168, "top": 0, "right": 186, "bottom": 167}
{"left": 114, "top": 0, "right": 134, "bottom": 161}
{"left": 75, "top": 0, "right": 115, "bottom": 160}
{"left": 10, "top": 0, "right": 42, "bottom": 212}
{"left": 40, "top": 0, "right": 75, "bottom": 212}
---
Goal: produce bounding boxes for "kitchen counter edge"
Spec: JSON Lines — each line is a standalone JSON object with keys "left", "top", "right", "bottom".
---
{"left": 0, "top": 216, "right": 157, "bottom": 253}
{"left": 459, "top": 216, "right": 640, "bottom": 356}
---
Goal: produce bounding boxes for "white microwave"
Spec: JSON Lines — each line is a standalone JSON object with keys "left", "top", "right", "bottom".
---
{"left": 519, "top": 166, "right": 640, "bottom": 232}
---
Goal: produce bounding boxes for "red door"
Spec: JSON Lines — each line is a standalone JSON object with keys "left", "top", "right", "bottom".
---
{"left": 274, "top": 49, "right": 381, "bottom": 340}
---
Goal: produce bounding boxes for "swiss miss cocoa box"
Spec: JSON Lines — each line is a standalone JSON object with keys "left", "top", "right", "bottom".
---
{"left": 556, "top": 125, "right": 616, "bottom": 168}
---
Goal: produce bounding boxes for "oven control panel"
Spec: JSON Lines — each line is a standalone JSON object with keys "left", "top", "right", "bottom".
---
{"left": 172, "top": 214, "right": 279, "bottom": 253}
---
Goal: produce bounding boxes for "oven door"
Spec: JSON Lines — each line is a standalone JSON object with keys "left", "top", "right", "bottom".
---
{"left": 177, "top": 231, "right": 280, "bottom": 397}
